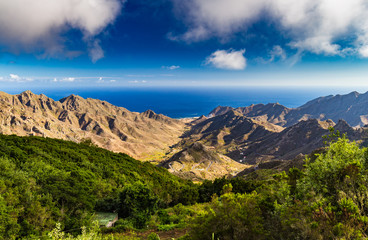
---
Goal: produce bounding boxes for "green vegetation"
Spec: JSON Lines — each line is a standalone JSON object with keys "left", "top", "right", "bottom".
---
{"left": 0, "top": 134, "right": 197, "bottom": 239}
{"left": 3, "top": 133, "right": 368, "bottom": 239}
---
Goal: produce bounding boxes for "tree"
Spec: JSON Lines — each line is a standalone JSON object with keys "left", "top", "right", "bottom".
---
{"left": 118, "top": 182, "right": 158, "bottom": 229}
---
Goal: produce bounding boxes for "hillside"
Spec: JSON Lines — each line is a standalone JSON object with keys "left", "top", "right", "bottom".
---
{"left": 0, "top": 91, "right": 186, "bottom": 160}
{"left": 160, "top": 142, "right": 248, "bottom": 181}
{"left": 228, "top": 119, "right": 362, "bottom": 165}
{"left": 182, "top": 109, "right": 283, "bottom": 149}
{"left": 0, "top": 134, "right": 197, "bottom": 239}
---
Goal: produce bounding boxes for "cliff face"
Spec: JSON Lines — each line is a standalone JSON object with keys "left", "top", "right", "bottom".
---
{"left": 0, "top": 91, "right": 186, "bottom": 160}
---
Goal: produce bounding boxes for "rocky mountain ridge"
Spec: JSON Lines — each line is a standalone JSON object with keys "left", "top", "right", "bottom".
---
{"left": 0, "top": 90, "right": 186, "bottom": 160}
{"left": 209, "top": 91, "right": 368, "bottom": 127}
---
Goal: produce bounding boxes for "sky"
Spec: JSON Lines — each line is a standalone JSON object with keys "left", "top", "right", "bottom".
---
{"left": 1, "top": 0, "right": 368, "bottom": 91}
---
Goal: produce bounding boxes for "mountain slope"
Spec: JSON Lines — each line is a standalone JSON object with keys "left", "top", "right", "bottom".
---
{"left": 0, "top": 134, "right": 196, "bottom": 238}
{"left": 229, "top": 119, "right": 362, "bottom": 165}
{"left": 0, "top": 90, "right": 186, "bottom": 160}
{"left": 209, "top": 103, "right": 290, "bottom": 126}
{"left": 160, "top": 142, "right": 247, "bottom": 181}
{"left": 285, "top": 91, "right": 368, "bottom": 127}
{"left": 182, "top": 109, "right": 283, "bottom": 148}
{"left": 209, "top": 91, "right": 368, "bottom": 127}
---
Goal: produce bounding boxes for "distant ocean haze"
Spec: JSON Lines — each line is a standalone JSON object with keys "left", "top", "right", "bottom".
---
{"left": 7, "top": 87, "right": 368, "bottom": 119}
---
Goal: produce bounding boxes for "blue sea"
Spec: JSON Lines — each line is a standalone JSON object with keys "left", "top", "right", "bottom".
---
{"left": 5, "top": 87, "right": 367, "bottom": 118}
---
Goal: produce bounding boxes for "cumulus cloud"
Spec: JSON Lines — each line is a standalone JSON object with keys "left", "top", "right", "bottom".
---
{"left": 205, "top": 49, "right": 246, "bottom": 70}
{"left": 171, "top": 0, "right": 368, "bottom": 57}
{"left": 0, "top": 0, "right": 123, "bottom": 61}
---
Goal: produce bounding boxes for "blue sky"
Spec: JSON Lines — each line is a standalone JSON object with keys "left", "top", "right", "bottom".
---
{"left": 1, "top": 0, "right": 368, "bottom": 91}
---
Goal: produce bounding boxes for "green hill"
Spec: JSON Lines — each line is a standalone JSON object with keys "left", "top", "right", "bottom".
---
{"left": 0, "top": 134, "right": 197, "bottom": 239}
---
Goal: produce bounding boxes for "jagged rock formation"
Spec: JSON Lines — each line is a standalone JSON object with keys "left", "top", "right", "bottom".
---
{"left": 0, "top": 91, "right": 186, "bottom": 160}
{"left": 209, "top": 91, "right": 368, "bottom": 127}
{"left": 160, "top": 142, "right": 247, "bottom": 180}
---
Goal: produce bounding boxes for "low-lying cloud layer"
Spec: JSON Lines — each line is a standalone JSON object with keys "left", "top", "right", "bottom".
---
{"left": 172, "top": 0, "right": 368, "bottom": 57}
{"left": 0, "top": 0, "right": 123, "bottom": 61}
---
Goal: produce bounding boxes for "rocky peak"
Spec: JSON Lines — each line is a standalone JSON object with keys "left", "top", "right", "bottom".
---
{"left": 59, "top": 94, "right": 85, "bottom": 111}
{"left": 141, "top": 109, "right": 156, "bottom": 118}
{"left": 208, "top": 106, "right": 233, "bottom": 117}
{"left": 191, "top": 115, "right": 208, "bottom": 125}
{"left": 334, "top": 119, "right": 356, "bottom": 136}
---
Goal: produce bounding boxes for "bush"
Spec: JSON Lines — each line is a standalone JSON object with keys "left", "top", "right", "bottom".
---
{"left": 147, "top": 232, "right": 160, "bottom": 240}
{"left": 119, "top": 182, "right": 158, "bottom": 229}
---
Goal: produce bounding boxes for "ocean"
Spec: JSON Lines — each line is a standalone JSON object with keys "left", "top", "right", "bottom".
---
{"left": 7, "top": 87, "right": 366, "bottom": 119}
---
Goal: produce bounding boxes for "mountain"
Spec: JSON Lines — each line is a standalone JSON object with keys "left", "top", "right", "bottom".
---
{"left": 182, "top": 109, "right": 284, "bottom": 149}
{"left": 208, "top": 91, "right": 368, "bottom": 127}
{"left": 0, "top": 90, "right": 186, "bottom": 160}
{"left": 209, "top": 103, "right": 290, "bottom": 126}
{"left": 228, "top": 119, "right": 362, "bottom": 165}
{"left": 285, "top": 91, "right": 368, "bottom": 127}
{"left": 160, "top": 142, "right": 247, "bottom": 181}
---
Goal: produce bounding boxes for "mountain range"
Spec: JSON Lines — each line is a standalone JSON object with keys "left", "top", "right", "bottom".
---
{"left": 0, "top": 90, "right": 185, "bottom": 160}
{"left": 209, "top": 91, "right": 368, "bottom": 127}
{"left": 1, "top": 90, "right": 367, "bottom": 180}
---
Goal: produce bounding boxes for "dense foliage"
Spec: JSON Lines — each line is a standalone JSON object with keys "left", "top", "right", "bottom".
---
{"left": 188, "top": 137, "right": 368, "bottom": 239}
{"left": 3, "top": 133, "right": 368, "bottom": 239}
{"left": 0, "top": 134, "right": 197, "bottom": 239}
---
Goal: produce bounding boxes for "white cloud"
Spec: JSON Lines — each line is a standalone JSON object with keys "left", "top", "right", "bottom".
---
{"left": 269, "top": 45, "right": 286, "bottom": 61}
{"left": 359, "top": 45, "right": 368, "bottom": 57}
{"left": 62, "top": 77, "right": 75, "bottom": 82}
{"left": 8, "top": 74, "right": 33, "bottom": 82}
{"left": 162, "top": 65, "right": 180, "bottom": 70}
{"left": 97, "top": 77, "right": 105, "bottom": 83}
{"left": 172, "top": 0, "right": 368, "bottom": 57}
{"left": 128, "top": 80, "right": 148, "bottom": 84}
{"left": 0, "top": 0, "right": 123, "bottom": 61}
{"left": 205, "top": 49, "right": 246, "bottom": 70}
{"left": 258, "top": 45, "right": 287, "bottom": 64}
{"left": 110, "top": 80, "right": 117, "bottom": 83}
{"left": 10, "top": 74, "right": 21, "bottom": 81}
{"left": 89, "top": 40, "right": 104, "bottom": 63}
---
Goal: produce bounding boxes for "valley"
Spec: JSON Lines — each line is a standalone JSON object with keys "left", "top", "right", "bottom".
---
{"left": 1, "top": 90, "right": 368, "bottom": 181}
